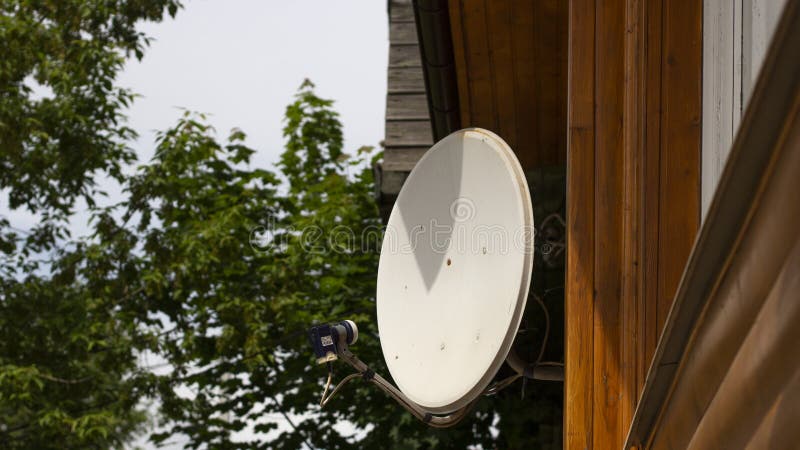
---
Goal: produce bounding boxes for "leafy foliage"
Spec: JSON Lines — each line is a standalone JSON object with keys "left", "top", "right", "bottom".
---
{"left": 1, "top": 2, "right": 564, "bottom": 448}
{"left": 0, "top": 276, "right": 146, "bottom": 449}
{"left": 0, "top": 2, "right": 180, "bottom": 449}
{"left": 0, "top": 0, "right": 181, "bottom": 255}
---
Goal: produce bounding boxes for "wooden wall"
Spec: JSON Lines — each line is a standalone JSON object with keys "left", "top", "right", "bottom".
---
{"left": 626, "top": 1, "right": 800, "bottom": 447}
{"left": 649, "top": 110, "right": 800, "bottom": 449}
{"left": 702, "top": 0, "right": 789, "bottom": 218}
{"left": 384, "top": 0, "right": 434, "bottom": 168}
{"left": 565, "top": 0, "right": 702, "bottom": 449}
{"left": 447, "top": 0, "right": 568, "bottom": 169}
{"left": 380, "top": 0, "right": 435, "bottom": 219}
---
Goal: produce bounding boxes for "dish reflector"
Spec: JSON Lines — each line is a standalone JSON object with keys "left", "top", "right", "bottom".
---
{"left": 377, "top": 128, "right": 534, "bottom": 413}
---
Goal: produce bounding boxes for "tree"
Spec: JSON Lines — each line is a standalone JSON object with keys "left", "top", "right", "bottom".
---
{"left": 1, "top": 2, "right": 564, "bottom": 448}
{"left": 0, "top": 0, "right": 181, "bottom": 260}
{"left": 100, "top": 81, "right": 560, "bottom": 450}
{"left": 0, "top": 1, "right": 181, "bottom": 448}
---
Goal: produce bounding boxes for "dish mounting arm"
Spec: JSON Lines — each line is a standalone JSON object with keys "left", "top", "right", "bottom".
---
{"left": 312, "top": 320, "right": 563, "bottom": 428}
{"left": 335, "top": 344, "right": 476, "bottom": 428}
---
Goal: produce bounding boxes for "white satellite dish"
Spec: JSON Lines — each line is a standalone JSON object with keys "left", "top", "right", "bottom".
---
{"left": 376, "top": 128, "right": 534, "bottom": 413}
{"left": 309, "top": 128, "right": 558, "bottom": 427}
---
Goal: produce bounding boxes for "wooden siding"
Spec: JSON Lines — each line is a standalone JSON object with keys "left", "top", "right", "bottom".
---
{"left": 564, "top": 1, "right": 595, "bottom": 448}
{"left": 386, "top": 94, "right": 429, "bottom": 120}
{"left": 384, "top": 120, "right": 433, "bottom": 147}
{"left": 651, "top": 61, "right": 800, "bottom": 450}
{"left": 627, "top": 1, "right": 800, "bottom": 447}
{"left": 702, "top": 0, "right": 742, "bottom": 218}
{"left": 381, "top": 0, "right": 434, "bottom": 204}
{"left": 381, "top": 147, "right": 428, "bottom": 172}
{"left": 387, "top": 67, "right": 426, "bottom": 93}
{"left": 701, "top": 0, "right": 789, "bottom": 218}
{"left": 565, "top": 0, "right": 702, "bottom": 448}
{"left": 447, "top": 0, "right": 568, "bottom": 169}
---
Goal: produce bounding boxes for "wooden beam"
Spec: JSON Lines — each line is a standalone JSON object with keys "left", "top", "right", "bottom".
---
{"left": 565, "top": 0, "right": 595, "bottom": 448}
{"left": 387, "top": 67, "right": 427, "bottom": 94}
{"left": 447, "top": 0, "right": 472, "bottom": 126}
{"left": 390, "top": 1, "right": 416, "bottom": 23}
{"left": 382, "top": 147, "right": 429, "bottom": 171}
{"left": 390, "top": 22, "right": 419, "bottom": 44}
{"left": 656, "top": 0, "right": 702, "bottom": 334}
{"left": 566, "top": 0, "right": 701, "bottom": 448}
{"left": 485, "top": 0, "right": 517, "bottom": 151}
{"left": 389, "top": 44, "right": 423, "bottom": 68}
{"left": 459, "top": 0, "right": 494, "bottom": 129}
{"left": 384, "top": 120, "right": 434, "bottom": 147}
{"left": 593, "top": 1, "right": 625, "bottom": 449}
{"left": 386, "top": 94, "right": 430, "bottom": 120}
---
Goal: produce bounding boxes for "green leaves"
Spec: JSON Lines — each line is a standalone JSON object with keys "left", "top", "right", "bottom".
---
{"left": 0, "top": 273, "right": 145, "bottom": 449}
{"left": 280, "top": 79, "right": 346, "bottom": 193}
{"left": 0, "top": 0, "right": 183, "bottom": 256}
{"left": 111, "top": 87, "right": 384, "bottom": 449}
{"left": 0, "top": 2, "right": 179, "bottom": 448}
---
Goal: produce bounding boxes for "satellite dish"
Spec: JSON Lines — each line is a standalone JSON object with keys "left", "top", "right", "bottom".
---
{"left": 309, "top": 128, "right": 559, "bottom": 426}
{"left": 376, "top": 128, "right": 534, "bottom": 413}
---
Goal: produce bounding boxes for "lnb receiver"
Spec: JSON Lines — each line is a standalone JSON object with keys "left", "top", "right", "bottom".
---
{"left": 308, "top": 320, "right": 358, "bottom": 364}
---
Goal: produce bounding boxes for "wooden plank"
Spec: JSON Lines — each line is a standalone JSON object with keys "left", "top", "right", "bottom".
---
{"left": 446, "top": 0, "right": 468, "bottom": 125}
{"left": 390, "top": 22, "right": 419, "bottom": 44}
{"left": 510, "top": 0, "right": 536, "bottom": 168}
{"left": 656, "top": 0, "right": 702, "bottom": 336}
{"left": 649, "top": 99, "right": 800, "bottom": 450}
{"left": 382, "top": 147, "right": 429, "bottom": 171}
{"left": 625, "top": 3, "right": 800, "bottom": 445}
{"left": 389, "top": 44, "right": 422, "bottom": 68}
{"left": 685, "top": 234, "right": 800, "bottom": 449}
{"left": 389, "top": 0, "right": 415, "bottom": 23}
{"left": 744, "top": 369, "right": 800, "bottom": 449}
{"left": 641, "top": 0, "right": 664, "bottom": 389}
{"left": 387, "top": 67, "right": 427, "bottom": 93}
{"left": 592, "top": 2, "right": 625, "bottom": 450}
{"left": 379, "top": 170, "right": 409, "bottom": 196}
{"left": 564, "top": 1, "right": 702, "bottom": 448}
{"left": 384, "top": 120, "right": 434, "bottom": 147}
{"left": 485, "top": 0, "right": 517, "bottom": 152}
{"left": 565, "top": 0, "right": 595, "bottom": 448}
{"left": 555, "top": 0, "right": 569, "bottom": 166}
{"left": 621, "top": 0, "right": 646, "bottom": 436}
{"left": 459, "top": 0, "right": 494, "bottom": 129}
{"left": 386, "top": 94, "right": 430, "bottom": 120}
{"left": 742, "top": 0, "right": 790, "bottom": 105}
{"left": 702, "top": 0, "right": 737, "bottom": 218}
{"left": 448, "top": 0, "right": 472, "bottom": 126}
{"left": 703, "top": 0, "right": 789, "bottom": 219}
{"left": 447, "top": 0, "right": 566, "bottom": 170}
{"left": 734, "top": 0, "right": 743, "bottom": 129}
{"left": 381, "top": 0, "right": 426, "bottom": 216}
{"left": 534, "top": 0, "right": 567, "bottom": 165}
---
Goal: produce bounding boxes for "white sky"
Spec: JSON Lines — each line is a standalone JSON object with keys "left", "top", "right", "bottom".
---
{"left": 121, "top": 0, "right": 388, "bottom": 169}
